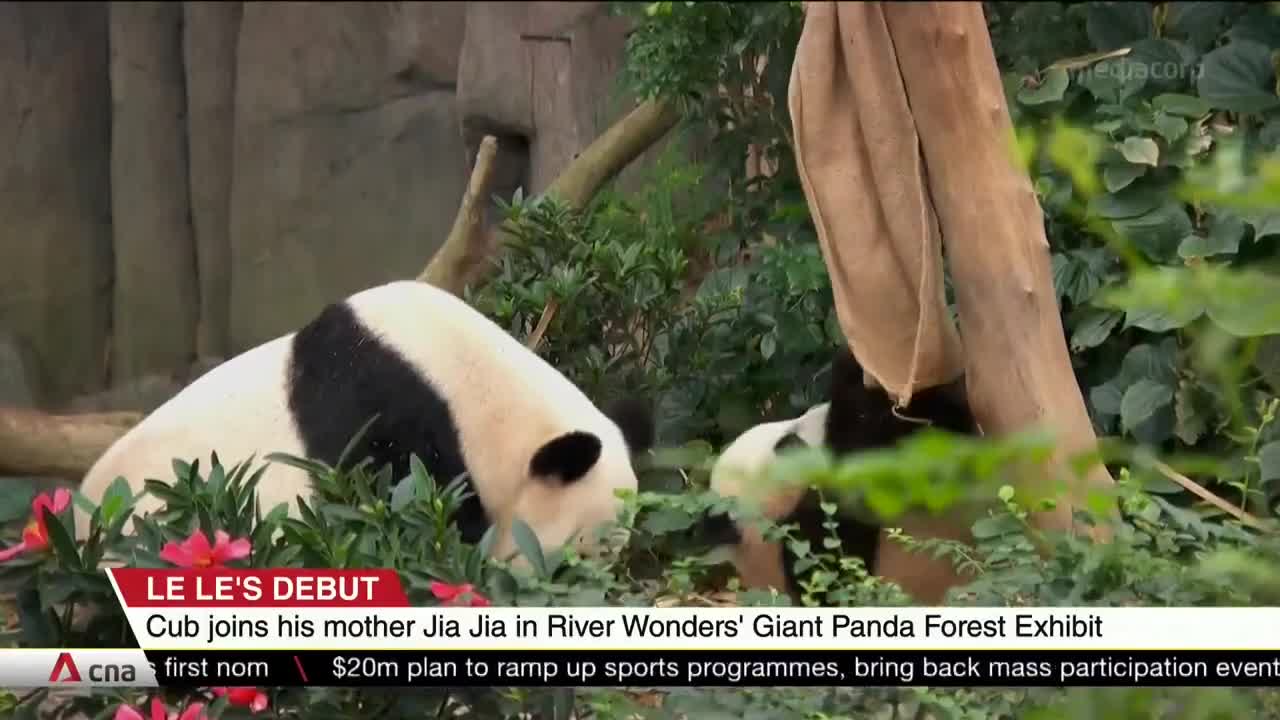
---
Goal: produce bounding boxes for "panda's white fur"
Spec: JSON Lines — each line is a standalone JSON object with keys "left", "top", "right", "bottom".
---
{"left": 707, "top": 403, "right": 829, "bottom": 591}
{"left": 77, "top": 280, "right": 652, "bottom": 563}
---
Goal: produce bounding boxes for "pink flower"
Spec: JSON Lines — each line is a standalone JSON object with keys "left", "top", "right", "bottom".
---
{"left": 159, "top": 529, "right": 250, "bottom": 568}
{"left": 0, "top": 488, "right": 72, "bottom": 562}
{"left": 211, "top": 686, "right": 269, "bottom": 713}
{"left": 430, "top": 581, "right": 491, "bottom": 607}
{"left": 114, "top": 697, "right": 207, "bottom": 720}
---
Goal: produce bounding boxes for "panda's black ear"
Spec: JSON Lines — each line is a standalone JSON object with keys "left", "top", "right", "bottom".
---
{"left": 604, "top": 396, "right": 655, "bottom": 454}
{"left": 531, "top": 431, "right": 603, "bottom": 484}
{"left": 694, "top": 508, "right": 743, "bottom": 547}
{"left": 773, "top": 432, "right": 807, "bottom": 453}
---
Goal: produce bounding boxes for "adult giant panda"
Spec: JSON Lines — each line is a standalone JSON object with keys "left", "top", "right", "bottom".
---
{"left": 699, "top": 343, "right": 979, "bottom": 601}
{"left": 77, "top": 280, "right": 655, "bottom": 562}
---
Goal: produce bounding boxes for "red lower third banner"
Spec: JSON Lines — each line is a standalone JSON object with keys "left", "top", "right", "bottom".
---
{"left": 108, "top": 567, "right": 410, "bottom": 607}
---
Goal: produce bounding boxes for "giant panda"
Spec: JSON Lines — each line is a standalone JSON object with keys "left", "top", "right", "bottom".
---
{"left": 77, "top": 280, "right": 655, "bottom": 563}
{"left": 698, "top": 343, "right": 979, "bottom": 602}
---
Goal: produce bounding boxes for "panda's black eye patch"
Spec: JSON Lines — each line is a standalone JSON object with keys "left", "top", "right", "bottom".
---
{"left": 773, "top": 432, "right": 807, "bottom": 453}
{"left": 531, "top": 431, "right": 603, "bottom": 484}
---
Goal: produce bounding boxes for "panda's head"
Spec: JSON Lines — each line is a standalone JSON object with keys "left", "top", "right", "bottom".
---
{"left": 500, "top": 395, "right": 656, "bottom": 562}
{"left": 697, "top": 403, "right": 830, "bottom": 592}
{"left": 697, "top": 344, "right": 979, "bottom": 600}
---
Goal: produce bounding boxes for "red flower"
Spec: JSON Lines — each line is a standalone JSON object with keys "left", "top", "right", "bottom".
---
{"left": 211, "top": 686, "right": 269, "bottom": 713}
{"left": 159, "top": 529, "right": 250, "bottom": 568}
{"left": 114, "top": 697, "right": 207, "bottom": 720}
{"left": 430, "top": 580, "right": 490, "bottom": 607}
{"left": 0, "top": 488, "right": 72, "bottom": 562}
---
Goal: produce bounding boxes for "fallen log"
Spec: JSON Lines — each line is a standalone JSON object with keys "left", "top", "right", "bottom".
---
{"left": 0, "top": 407, "right": 141, "bottom": 478}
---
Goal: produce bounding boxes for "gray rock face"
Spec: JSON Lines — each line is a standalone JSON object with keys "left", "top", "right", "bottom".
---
{"left": 226, "top": 2, "right": 469, "bottom": 352}
{"left": 109, "top": 1, "right": 199, "bottom": 383}
{"left": 0, "top": 2, "right": 645, "bottom": 403}
{"left": 0, "top": 333, "right": 36, "bottom": 407}
{"left": 184, "top": 1, "right": 244, "bottom": 359}
{"left": 458, "top": 2, "right": 637, "bottom": 200}
{"left": 0, "top": 3, "right": 113, "bottom": 404}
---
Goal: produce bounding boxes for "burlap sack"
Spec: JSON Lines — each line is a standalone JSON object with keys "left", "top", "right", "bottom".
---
{"left": 788, "top": 1, "right": 966, "bottom": 403}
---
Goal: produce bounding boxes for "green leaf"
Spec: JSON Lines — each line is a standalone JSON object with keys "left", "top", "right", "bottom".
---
{"left": 1260, "top": 441, "right": 1280, "bottom": 484}
{"left": 642, "top": 508, "right": 697, "bottom": 534}
{"left": 1178, "top": 222, "right": 1242, "bottom": 260}
{"left": 1071, "top": 309, "right": 1123, "bottom": 351}
{"left": 1126, "top": 38, "right": 1195, "bottom": 92}
{"left": 510, "top": 519, "right": 548, "bottom": 577}
{"left": 1197, "top": 40, "right": 1280, "bottom": 113}
{"left": 100, "top": 476, "right": 136, "bottom": 525}
{"left": 1119, "top": 136, "right": 1160, "bottom": 166}
{"left": 42, "top": 512, "right": 82, "bottom": 571}
{"left": 760, "top": 332, "right": 777, "bottom": 360}
{"left": 1089, "top": 183, "right": 1164, "bottom": 219}
{"left": 1121, "top": 379, "right": 1175, "bottom": 432}
{"left": 1111, "top": 200, "right": 1194, "bottom": 262}
{"left": 1204, "top": 270, "right": 1280, "bottom": 337}
{"left": 1121, "top": 339, "right": 1179, "bottom": 386}
{"left": 1153, "top": 93, "right": 1211, "bottom": 118}
{"left": 1018, "top": 68, "right": 1070, "bottom": 105}
{"left": 1166, "top": 2, "right": 1233, "bottom": 52}
{"left": 1103, "top": 163, "right": 1148, "bottom": 192}
{"left": 970, "top": 515, "right": 1017, "bottom": 540}
{"left": 1086, "top": 2, "right": 1155, "bottom": 51}
{"left": 1091, "top": 382, "right": 1124, "bottom": 417}
{"left": 1153, "top": 113, "right": 1189, "bottom": 143}
{"left": 390, "top": 475, "right": 417, "bottom": 513}
{"left": 1051, "top": 248, "right": 1110, "bottom": 305}
{"left": 1123, "top": 295, "right": 1205, "bottom": 331}
{"left": 1237, "top": 208, "right": 1280, "bottom": 239}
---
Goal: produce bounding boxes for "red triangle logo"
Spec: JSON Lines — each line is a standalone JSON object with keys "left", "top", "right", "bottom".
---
{"left": 49, "top": 652, "right": 81, "bottom": 682}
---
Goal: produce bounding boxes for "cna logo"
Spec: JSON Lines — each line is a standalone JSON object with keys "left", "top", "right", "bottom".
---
{"left": 49, "top": 652, "right": 82, "bottom": 682}
{"left": 45, "top": 651, "right": 141, "bottom": 684}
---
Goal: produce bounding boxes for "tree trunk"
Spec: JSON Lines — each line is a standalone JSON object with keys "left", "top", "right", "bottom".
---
{"left": 884, "top": 2, "right": 1116, "bottom": 539}
{"left": 789, "top": 1, "right": 1117, "bottom": 603}
{"left": 418, "top": 135, "right": 501, "bottom": 293}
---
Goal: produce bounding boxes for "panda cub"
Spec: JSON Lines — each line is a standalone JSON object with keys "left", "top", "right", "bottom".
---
{"left": 699, "top": 343, "right": 979, "bottom": 599}
{"left": 77, "top": 281, "right": 655, "bottom": 562}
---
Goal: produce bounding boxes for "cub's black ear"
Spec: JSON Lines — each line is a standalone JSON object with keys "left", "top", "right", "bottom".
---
{"left": 531, "top": 431, "right": 603, "bottom": 484}
{"left": 773, "top": 431, "right": 808, "bottom": 453}
{"left": 694, "top": 509, "right": 743, "bottom": 548}
{"left": 829, "top": 342, "right": 869, "bottom": 394}
{"left": 603, "top": 396, "right": 656, "bottom": 454}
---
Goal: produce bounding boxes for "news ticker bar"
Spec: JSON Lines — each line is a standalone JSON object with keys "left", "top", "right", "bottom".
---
{"left": 12, "top": 649, "right": 1280, "bottom": 688}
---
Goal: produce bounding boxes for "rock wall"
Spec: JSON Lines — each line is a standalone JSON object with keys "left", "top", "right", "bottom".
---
{"left": 0, "top": 0, "right": 639, "bottom": 412}
{"left": 0, "top": 3, "right": 113, "bottom": 404}
{"left": 109, "top": 2, "right": 200, "bottom": 382}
